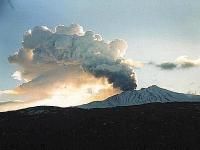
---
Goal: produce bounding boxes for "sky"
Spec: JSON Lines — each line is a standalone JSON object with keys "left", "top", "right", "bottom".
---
{"left": 0, "top": 0, "right": 200, "bottom": 98}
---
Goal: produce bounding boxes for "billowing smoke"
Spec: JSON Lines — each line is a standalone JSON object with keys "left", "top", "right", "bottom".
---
{"left": 0, "top": 24, "right": 138, "bottom": 111}
{"left": 8, "top": 24, "right": 137, "bottom": 90}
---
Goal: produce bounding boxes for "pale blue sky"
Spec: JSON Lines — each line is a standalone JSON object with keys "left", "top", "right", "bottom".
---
{"left": 0, "top": 0, "right": 200, "bottom": 93}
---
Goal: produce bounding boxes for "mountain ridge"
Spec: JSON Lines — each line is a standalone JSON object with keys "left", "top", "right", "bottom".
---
{"left": 0, "top": 102, "right": 200, "bottom": 149}
{"left": 79, "top": 85, "right": 200, "bottom": 109}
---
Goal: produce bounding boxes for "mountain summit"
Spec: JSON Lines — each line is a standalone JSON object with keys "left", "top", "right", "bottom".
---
{"left": 79, "top": 85, "right": 200, "bottom": 109}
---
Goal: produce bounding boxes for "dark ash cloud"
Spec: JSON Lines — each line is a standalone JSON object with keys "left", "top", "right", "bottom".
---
{"left": 83, "top": 57, "right": 137, "bottom": 91}
{"left": 157, "top": 62, "right": 177, "bottom": 70}
{"left": 151, "top": 56, "right": 200, "bottom": 70}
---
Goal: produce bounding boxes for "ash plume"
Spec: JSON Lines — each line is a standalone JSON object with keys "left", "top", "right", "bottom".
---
{"left": 0, "top": 24, "right": 138, "bottom": 111}
{"left": 8, "top": 24, "right": 137, "bottom": 91}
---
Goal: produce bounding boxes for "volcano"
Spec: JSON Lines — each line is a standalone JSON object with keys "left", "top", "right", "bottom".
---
{"left": 0, "top": 86, "right": 200, "bottom": 150}
{"left": 79, "top": 85, "right": 200, "bottom": 108}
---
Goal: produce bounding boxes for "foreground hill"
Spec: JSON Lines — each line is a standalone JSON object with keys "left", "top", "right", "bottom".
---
{"left": 80, "top": 85, "right": 200, "bottom": 108}
{"left": 0, "top": 102, "right": 200, "bottom": 150}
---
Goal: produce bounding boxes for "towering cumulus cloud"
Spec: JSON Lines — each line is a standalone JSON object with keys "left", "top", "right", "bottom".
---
{"left": 1, "top": 24, "right": 137, "bottom": 111}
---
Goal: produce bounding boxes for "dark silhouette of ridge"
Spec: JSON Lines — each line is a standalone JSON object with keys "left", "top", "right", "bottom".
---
{"left": 0, "top": 102, "right": 200, "bottom": 150}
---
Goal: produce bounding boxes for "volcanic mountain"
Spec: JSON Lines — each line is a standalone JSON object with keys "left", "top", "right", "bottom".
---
{"left": 79, "top": 85, "right": 200, "bottom": 108}
{"left": 0, "top": 86, "right": 200, "bottom": 149}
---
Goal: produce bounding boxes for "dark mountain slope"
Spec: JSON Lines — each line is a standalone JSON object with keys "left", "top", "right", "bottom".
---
{"left": 0, "top": 102, "right": 200, "bottom": 150}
